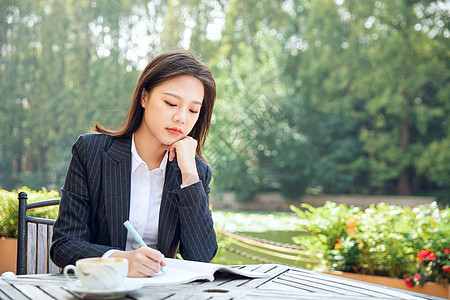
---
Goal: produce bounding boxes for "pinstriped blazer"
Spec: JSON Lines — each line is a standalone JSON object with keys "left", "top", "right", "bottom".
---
{"left": 50, "top": 134, "right": 217, "bottom": 268}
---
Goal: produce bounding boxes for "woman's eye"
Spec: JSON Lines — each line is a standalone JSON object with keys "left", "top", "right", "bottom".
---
{"left": 165, "top": 101, "right": 176, "bottom": 107}
{"left": 190, "top": 109, "right": 199, "bottom": 114}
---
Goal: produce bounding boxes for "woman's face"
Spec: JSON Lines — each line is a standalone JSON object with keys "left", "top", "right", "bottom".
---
{"left": 139, "top": 75, "right": 204, "bottom": 147}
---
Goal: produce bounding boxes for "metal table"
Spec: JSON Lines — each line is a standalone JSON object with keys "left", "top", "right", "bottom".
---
{"left": 0, "top": 264, "right": 445, "bottom": 299}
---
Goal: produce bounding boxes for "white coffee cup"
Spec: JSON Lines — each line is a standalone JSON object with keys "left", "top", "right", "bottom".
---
{"left": 63, "top": 257, "right": 128, "bottom": 290}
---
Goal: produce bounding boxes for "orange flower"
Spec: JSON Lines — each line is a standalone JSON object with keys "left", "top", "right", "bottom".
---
{"left": 334, "top": 238, "right": 342, "bottom": 250}
{"left": 347, "top": 227, "right": 357, "bottom": 235}
{"left": 445, "top": 249, "right": 450, "bottom": 254}
{"left": 430, "top": 219, "right": 435, "bottom": 227}
{"left": 346, "top": 217, "right": 357, "bottom": 228}
{"left": 346, "top": 217, "right": 357, "bottom": 235}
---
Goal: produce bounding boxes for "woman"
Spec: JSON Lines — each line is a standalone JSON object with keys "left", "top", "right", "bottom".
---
{"left": 50, "top": 50, "right": 218, "bottom": 277}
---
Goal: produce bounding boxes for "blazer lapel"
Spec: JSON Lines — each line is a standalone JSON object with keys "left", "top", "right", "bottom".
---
{"left": 158, "top": 156, "right": 182, "bottom": 256}
{"left": 102, "top": 136, "right": 132, "bottom": 250}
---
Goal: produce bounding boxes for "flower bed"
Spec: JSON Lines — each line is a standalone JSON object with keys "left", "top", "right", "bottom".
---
{"left": 0, "top": 187, "right": 60, "bottom": 238}
{"left": 290, "top": 201, "right": 450, "bottom": 290}
{"left": 0, "top": 187, "right": 60, "bottom": 274}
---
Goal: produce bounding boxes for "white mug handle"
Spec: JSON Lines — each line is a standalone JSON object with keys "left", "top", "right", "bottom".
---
{"left": 63, "top": 265, "right": 78, "bottom": 284}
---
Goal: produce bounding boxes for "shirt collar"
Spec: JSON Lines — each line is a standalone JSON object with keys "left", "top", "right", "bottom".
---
{"left": 131, "top": 134, "right": 168, "bottom": 174}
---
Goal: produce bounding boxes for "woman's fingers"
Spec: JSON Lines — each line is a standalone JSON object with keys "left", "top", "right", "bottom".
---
{"left": 166, "top": 136, "right": 197, "bottom": 165}
{"left": 167, "top": 136, "right": 197, "bottom": 158}
{"left": 134, "top": 258, "right": 161, "bottom": 277}
{"left": 167, "top": 145, "right": 176, "bottom": 162}
{"left": 166, "top": 137, "right": 199, "bottom": 186}
{"left": 111, "top": 248, "right": 165, "bottom": 278}
{"left": 133, "top": 247, "right": 164, "bottom": 277}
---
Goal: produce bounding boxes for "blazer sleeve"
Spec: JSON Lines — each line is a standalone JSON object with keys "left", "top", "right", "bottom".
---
{"left": 50, "top": 135, "right": 115, "bottom": 268}
{"left": 176, "top": 163, "right": 218, "bottom": 262}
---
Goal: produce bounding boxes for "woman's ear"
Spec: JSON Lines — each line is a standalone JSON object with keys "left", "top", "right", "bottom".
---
{"left": 141, "top": 89, "right": 148, "bottom": 108}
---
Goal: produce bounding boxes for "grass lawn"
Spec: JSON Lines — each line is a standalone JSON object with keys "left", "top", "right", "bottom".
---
{"left": 211, "top": 210, "right": 320, "bottom": 268}
{"left": 212, "top": 210, "right": 301, "bottom": 233}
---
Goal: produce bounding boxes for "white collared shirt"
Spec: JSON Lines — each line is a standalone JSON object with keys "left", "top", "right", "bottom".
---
{"left": 125, "top": 134, "right": 168, "bottom": 251}
{"left": 102, "top": 135, "right": 197, "bottom": 258}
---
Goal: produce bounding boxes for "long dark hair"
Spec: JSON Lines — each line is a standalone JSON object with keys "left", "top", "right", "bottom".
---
{"left": 94, "top": 50, "right": 216, "bottom": 159}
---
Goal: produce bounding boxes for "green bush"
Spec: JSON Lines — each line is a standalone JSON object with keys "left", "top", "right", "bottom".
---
{"left": 0, "top": 187, "right": 60, "bottom": 238}
{"left": 290, "top": 201, "right": 450, "bottom": 280}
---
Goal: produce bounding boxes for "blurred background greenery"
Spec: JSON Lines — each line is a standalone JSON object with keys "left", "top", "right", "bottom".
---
{"left": 1, "top": 0, "right": 449, "bottom": 204}
{"left": 1, "top": 188, "right": 448, "bottom": 285}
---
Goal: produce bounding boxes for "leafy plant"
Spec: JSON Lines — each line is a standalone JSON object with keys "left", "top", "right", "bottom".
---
{"left": 0, "top": 187, "right": 60, "bottom": 238}
{"left": 291, "top": 201, "right": 450, "bottom": 281}
{"left": 405, "top": 249, "right": 450, "bottom": 287}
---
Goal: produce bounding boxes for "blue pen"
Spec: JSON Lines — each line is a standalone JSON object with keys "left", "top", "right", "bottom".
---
{"left": 123, "top": 220, "right": 166, "bottom": 274}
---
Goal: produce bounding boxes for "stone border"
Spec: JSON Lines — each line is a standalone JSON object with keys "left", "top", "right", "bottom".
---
{"left": 211, "top": 192, "right": 436, "bottom": 212}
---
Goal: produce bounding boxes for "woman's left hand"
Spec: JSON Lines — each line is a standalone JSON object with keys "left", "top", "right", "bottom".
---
{"left": 166, "top": 136, "right": 199, "bottom": 186}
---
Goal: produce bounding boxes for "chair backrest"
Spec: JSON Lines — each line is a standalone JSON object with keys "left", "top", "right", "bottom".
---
{"left": 17, "top": 191, "right": 60, "bottom": 275}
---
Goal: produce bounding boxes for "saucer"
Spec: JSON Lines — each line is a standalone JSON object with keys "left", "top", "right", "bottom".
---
{"left": 63, "top": 278, "right": 143, "bottom": 299}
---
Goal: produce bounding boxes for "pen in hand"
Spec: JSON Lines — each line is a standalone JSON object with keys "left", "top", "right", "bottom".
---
{"left": 123, "top": 220, "right": 166, "bottom": 274}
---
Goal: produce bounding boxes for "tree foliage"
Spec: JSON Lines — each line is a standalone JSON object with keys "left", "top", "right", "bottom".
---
{"left": 1, "top": 0, "right": 449, "bottom": 203}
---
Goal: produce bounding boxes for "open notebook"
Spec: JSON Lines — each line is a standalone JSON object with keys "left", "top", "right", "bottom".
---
{"left": 131, "top": 258, "right": 269, "bottom": 286}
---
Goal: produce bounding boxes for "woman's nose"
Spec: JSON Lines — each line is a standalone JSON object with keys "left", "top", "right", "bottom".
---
{"left": 173, "top": 109, "right": 186, "bottom": 124}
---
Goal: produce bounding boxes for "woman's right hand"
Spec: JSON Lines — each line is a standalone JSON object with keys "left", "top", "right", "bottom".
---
{"left": 110, "top": 247, "right": 166, "bottom": 277}
{"left": 166, "top": 136, "right": 200, "bottom": 186}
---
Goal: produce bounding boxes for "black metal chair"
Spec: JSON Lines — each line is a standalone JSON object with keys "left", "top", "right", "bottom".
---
{"left": 17, "top": 191, "right": 60, "bottom": 275}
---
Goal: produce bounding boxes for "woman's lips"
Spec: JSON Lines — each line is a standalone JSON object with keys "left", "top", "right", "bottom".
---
{"left": 167, "top": 128, "right": 182, "bottom": 136}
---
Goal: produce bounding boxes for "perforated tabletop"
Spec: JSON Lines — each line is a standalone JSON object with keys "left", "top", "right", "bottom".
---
{"left": 0, "top": 264, "right": 445, "bottom": 299}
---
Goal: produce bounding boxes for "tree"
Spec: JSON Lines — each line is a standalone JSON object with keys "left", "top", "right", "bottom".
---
{"left": 282, "top": 0, "right": 450, "bottom": 195}
{"left": 0, "top": 0, "right": 140, "bottom": 189}
{"left": 1, "top": 0, "right": 448, "bottom": 202}
{"left": 347, "top": 0, "right": 450, "bottom": 195}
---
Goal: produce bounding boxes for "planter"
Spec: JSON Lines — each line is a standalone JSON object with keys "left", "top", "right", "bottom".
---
{"left": 324, "top": 271, "right": 449, "bottom": 299}
{"left": 0, "top": 237, "right": 17, "bottom": 274}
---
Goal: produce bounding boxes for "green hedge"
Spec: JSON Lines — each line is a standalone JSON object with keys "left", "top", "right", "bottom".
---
{"left": 291, "top": 201, "right": 450, "bottom": 279}
{"left": 0, "top": 187, "right": 60, "bottom": 238}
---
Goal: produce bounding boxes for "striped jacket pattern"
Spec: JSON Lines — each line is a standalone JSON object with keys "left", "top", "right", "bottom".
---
{"left": 50, "top": 134, "right": 217, "bottom": 268}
